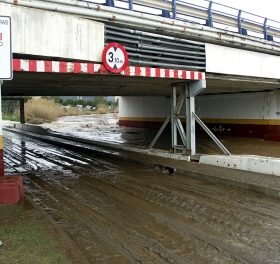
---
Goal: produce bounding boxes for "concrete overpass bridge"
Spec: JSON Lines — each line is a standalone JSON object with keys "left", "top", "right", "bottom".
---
{"left": 2, "top": 0, "right": 280, "bottom": 95}
{"left": 1, "top": 0, "right": 280, "bottom": 161}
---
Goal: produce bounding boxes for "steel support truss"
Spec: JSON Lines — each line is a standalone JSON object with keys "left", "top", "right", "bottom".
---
{"left": 149, "top": 81, "right": 230, "bottom": 156}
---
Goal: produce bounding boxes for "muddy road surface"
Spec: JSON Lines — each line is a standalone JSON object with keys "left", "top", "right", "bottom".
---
{"left": 4, "top": 130, "right": 280, "bottom": 263}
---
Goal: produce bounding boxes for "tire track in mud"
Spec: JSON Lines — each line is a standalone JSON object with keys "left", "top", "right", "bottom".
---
{"left": 73, "top": 171, "right": 278, "bottom": 263}
{"left": 28, "top": 172, "right": 238, "bottom": 264}
{"left": 116, "top": 171, "right": 280, "bottom": 236}
{"left": 4, "top": 131, "right": 280, "bottom": 263}
{"left": 113, "top": 175, "right": 280, "bottom": 260}
{"left": 26, "top": 176, "right": 131, "bottom": 264}
{"left": 121, "top": 162, "right": 280, "bottom": 217}
{"left": 27, "top": 175, "right": 191, "bottom": 264}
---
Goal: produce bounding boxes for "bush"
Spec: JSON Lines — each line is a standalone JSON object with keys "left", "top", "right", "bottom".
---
{"left": 25, "top": 98, "right": 64, "bottom": 124}
{"left": 93, "top": 96, "right": 107, "bottom": 107}
{"left": 94, "top": 103, "right": 109, "bottom": 114}
{"left": 62, "top": 99, "right": 75, "bottom": 106}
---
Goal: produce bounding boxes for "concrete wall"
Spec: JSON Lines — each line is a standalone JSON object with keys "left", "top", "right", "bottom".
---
{"left": 206, "top": 43, "right": 280, "bottom": 79}
{"left": 119, "top": 92, "right": 280, "bottom": 140}
{"left": 119, "top": 92, "right": 280, "bottom": 122}
{"left": 196, "top": 91, "right": 279, "bottom": 120}
{"left": 119, "top": 96, "right": 170, "bottom": 120}
{"left": 196, "top": 91, "right": 280, "bottom": 139}
{"left": 0, "top": 3, "right": 104, "bottom": 61}
{"left": 119, "top": 96, "right": 170, "bottom": 127}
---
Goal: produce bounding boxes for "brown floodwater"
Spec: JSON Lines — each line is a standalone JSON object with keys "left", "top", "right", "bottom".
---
{"left": 3, "top": 130, "right": 280, "bottom": 263}
{"left": 40, "top": 113, "right": 280, "bottom": 157}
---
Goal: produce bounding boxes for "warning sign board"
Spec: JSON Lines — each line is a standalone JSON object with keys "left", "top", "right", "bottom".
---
{"left": 0, "top": 16, "right": 12, "bottom": 80}
{"left": 102, "top": 42, "right": 128, "bottom": 73}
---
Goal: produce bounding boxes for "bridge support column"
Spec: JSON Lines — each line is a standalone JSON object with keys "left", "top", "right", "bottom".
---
{"left": 149, "top": 80, "right": 230, "bottom": 157}
{"left": 186, "top": 80, "right": 207, "bottom": 155}
{"left": 186, "top": 83, "right": 195, "bottom": 155}
{"left": 0, "top": 81, "right": 24, "bottom": 204}
{"left": 150, "top": 80, "right": 206, "bottom": 155}
{"left": 19, "top": 98, "right": 25, "bottom": 124}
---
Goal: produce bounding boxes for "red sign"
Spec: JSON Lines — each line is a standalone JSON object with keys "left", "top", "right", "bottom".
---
{"left": 102, "top": 42, "right": 128, "bottom": 73}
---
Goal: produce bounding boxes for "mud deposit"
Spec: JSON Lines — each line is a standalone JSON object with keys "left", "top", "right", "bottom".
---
{"left": 3, "top": 130, "right": 280, "bottom": 263}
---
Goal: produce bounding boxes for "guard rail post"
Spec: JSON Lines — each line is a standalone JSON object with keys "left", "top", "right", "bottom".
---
{"left": 128, "top": 0, "right": 133, "bottom": 11}
{"left": 264, "top": 18, "right": 274, "bottom": 41}
{"left": 206, "top": 1, "right": 213, "bottom": 27}
{"left": 237, "top": 10, "right": 247, "bottom": 35}
{"left": 105, "top": 0, "right": 115, "bottom": 7}
{"left": 172, "top": 0, "right": 176, "bottom": 19}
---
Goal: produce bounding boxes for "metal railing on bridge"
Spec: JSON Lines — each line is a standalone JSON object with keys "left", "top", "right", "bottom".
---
{"left": 80, "top": 0, "right": 280, "bottom": 42}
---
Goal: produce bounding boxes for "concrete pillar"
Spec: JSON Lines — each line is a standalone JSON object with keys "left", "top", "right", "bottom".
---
{"left": 171, "top": 85, "right": 177, "bottom": 151}
{"left": 20, "top": 98, "right": 25, "bottom": 124}
{"left": 186, "top": 84, "right": 196, "bottom": 156}
{"left": 187, "top": 80, "right": 206, "bottom": 156}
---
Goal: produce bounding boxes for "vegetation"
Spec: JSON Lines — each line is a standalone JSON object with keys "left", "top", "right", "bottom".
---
{"left": 0, "top": 204, "right": 71, "bottom": 264}
{"left": 61, "top": 96, "right": 117, "bottom": 109}
{"left": 25, "top": 98, "right": 65, "bottom": 124}
{"left": 3, "top": 114, "right": 20, "bottom": 122}
{"left": 2, "top": 100, "right": 20, "bottom": 121}
{"left": 2, "top": 97, "right": 118, "bottom": 124}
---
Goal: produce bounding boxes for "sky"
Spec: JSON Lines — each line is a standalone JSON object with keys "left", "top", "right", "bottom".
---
{"left": 210, "top": 0, "right": 279, "bottom": 21}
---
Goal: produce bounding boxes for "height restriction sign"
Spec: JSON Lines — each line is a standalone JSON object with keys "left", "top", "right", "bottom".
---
{"left": 102, "top": 42, "right": 128, "bottom": 73}
{"left": 0, "top": 16, "right": 12, "bottom": 80}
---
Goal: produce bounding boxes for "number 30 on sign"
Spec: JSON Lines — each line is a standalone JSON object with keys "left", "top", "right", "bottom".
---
{"left": 102, "top": 42, "right": 128, "bottom": 73}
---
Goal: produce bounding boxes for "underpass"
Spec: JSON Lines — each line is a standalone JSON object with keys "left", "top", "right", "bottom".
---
{"left": 1, "top": 1, "right": 280, "bottom": 262}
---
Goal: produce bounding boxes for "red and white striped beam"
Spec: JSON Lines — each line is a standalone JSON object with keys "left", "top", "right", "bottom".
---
{"left": 13, "top": 59, "right": 205, "bottom": 81}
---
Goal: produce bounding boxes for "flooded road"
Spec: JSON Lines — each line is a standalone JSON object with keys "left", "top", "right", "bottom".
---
{"left": 41, "top": 113, "right": 280, "bottom": 157}
{"left": 42, "top": 114, "right": 155, "bottom": 146}
{"left": 3, "top": 130, "right": 280, "bottom": 263}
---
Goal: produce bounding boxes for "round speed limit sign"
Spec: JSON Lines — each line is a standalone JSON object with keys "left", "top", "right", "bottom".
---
{"left": 102, "top": 42, "right": 128, "bottom": 73}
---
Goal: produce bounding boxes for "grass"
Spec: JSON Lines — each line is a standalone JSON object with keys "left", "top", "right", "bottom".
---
{"left": 0, "top": 204, "right": 71, "bottom": 264}
{"left": 3, "top": 114, "right": 20, "bottom": 122}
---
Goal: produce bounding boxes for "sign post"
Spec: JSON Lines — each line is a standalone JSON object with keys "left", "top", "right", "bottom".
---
{"left": 102, "top": 42, "right": 128, "bottom": 73}
{"left": 0, "top": 16, "right": 12, "bottom": 80}
{"left": 0, "top": 16, "right": 12, "bottom": 177}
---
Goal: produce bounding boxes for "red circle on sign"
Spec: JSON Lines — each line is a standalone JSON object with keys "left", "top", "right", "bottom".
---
{"left": 102, "top": 42, "right": 128, "bottom": 73}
